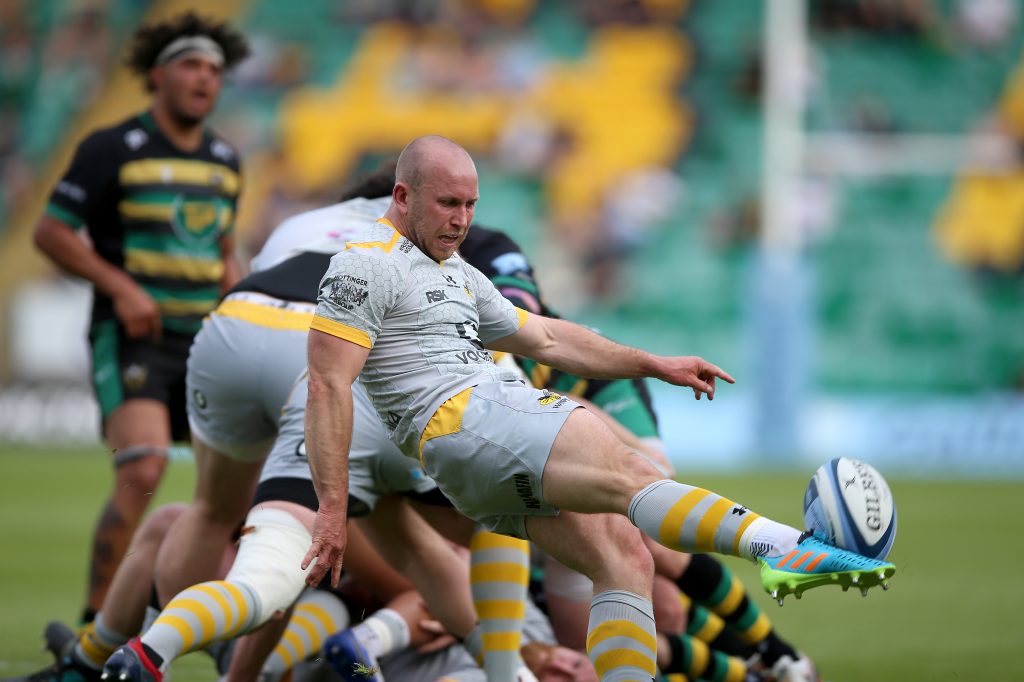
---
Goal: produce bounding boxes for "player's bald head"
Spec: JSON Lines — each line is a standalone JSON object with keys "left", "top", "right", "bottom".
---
{"left": 395, "top": 135, "right": 476, "bottom": 189}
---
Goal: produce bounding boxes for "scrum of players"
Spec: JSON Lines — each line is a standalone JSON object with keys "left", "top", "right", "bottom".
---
{"left": 15, "top": 12, "right": 896, "bottom": 682}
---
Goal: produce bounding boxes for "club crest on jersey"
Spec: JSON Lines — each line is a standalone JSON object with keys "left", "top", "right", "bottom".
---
{"left": 170, "top": 194, "right": 230, "bottom": 246}
{"left": 123, "top": 363, "right": 148, "bottom": 391}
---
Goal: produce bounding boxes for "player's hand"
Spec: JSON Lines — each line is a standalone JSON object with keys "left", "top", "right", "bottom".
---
{"left": 301, "top": 506, "right": 347, "bottom": 588}
{"left": 113, "top": 283, "right": 162, "bottom": 340}
{"left": 659, "top": 356, "right": 735, "bottom": 400}
{"left": 415, "top": 619, "right": 457, "bottom": 654}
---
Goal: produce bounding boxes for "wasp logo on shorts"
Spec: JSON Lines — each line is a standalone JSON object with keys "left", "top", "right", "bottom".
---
{"left": 123, "top": 364, "right": 148, "bottom": 392}
{"left": 192, "top": 389, "right": 207, "bottom": 410}
{"left": 538, "top": 392, "right": 562, "bottom": 406}
{"left": 328, "top": 276, "right": 369, "bottom": 310}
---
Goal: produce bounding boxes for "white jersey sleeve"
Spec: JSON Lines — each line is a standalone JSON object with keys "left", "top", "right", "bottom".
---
{"left": 464, "top": 262, "right": 528, "bottom": 345}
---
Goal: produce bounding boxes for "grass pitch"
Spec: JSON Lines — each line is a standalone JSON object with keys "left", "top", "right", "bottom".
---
{"left": 1, "top": 445, "right": 1021, "bottom": 681}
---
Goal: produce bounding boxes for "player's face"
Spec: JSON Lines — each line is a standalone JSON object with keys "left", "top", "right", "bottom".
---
{"left": 156, "top": 54, "right": 223, "bottom": 125}
{"left": 404, "top": 165, "right": 478, "bottom": 262}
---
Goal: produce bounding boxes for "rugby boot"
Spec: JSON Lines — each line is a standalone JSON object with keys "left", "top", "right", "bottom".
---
{"left": 324, "top": 629, "right": 383, "bottom": 682}
{"left": 759, "top": 533, "right": 895, "bottom": 605}
{"left": 99, "top": 639, "right": 161, "bottom": 682}
{"left": 1, "top": 622, "right": 99, "bottom": 682}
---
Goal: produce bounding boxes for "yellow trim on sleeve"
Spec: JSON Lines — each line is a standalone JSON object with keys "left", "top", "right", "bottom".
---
{"left": 309, "top": 315, "right": 373, "bottom": 348}
{"left": 515, "top": 307, "right": 529, "bottom": 328}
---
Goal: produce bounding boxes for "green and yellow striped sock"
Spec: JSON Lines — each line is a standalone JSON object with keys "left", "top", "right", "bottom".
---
{"left": 469, "top": 529, "right": 530, "bottom": 682}
{"left": 587, "top": 590, "right": 658, "bottom": 682}
{"left": 678, "top": 554, "right": 797, "bottom": 667}
{"left": 139, "top": 580, "right": 258, "bottom": 671}
{"left": 677, "top": 591, "right": 755, "bottom": 660}
{"left": 663, "top": 632, "right": 750, "bottom": 682}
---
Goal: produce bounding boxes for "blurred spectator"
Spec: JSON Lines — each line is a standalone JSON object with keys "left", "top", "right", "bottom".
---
{"left": 812, "top": 0, "right": 937, "bottom": 36}
{"left": 955, "top": 0, "right": 1018, "bottom": 50}
{"left": 585, "top": 168, "right": 685, "bottom": 301}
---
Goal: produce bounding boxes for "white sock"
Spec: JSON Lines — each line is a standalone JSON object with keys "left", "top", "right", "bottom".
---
{"left": 351, "top": 608, "right": 409, "bottom": 658}
{"left": 741, "top": 518, "right": 803, "bottom": 559}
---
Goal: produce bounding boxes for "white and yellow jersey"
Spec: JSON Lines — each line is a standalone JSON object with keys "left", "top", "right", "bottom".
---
{"left": 311, "top": 219, "right": 527, "bottom": 456}
{"left": 249, "top": 197, "right": 391, "bottom": 272}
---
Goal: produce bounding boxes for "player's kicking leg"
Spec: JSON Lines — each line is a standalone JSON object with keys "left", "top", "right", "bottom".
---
{"left": 541, "top": 408, "right": 896, "bottom": 603}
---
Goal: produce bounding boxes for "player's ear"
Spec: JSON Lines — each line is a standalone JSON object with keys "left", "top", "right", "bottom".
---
{"left": 392, "top": 182, "right": 410, "bottom": 212}
{"left": 148, "top": 65, "right": 164, "bottom": 91}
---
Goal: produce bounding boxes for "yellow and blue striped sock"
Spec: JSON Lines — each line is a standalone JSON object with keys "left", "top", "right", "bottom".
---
{"left": 469, "top": 529, "right": 530, "bottom": 682}
{"left": 139, "top": 580, "right": 258, "bottom": 671}
{"left": 261, "top": 590, "right": 350, "bottom": 678}
{"left": 628, "top": 481, "right": 801, "bottom": 560}
{"left": 587, "top": 590, "right": 657, "bottom": 682}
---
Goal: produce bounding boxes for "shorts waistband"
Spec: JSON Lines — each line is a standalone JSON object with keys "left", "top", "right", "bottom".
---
{"left": 214, "top": 293, "right": 316, "bottom": 331}
{"left": 223, "top": 291, "right": 318, "bottom": 313}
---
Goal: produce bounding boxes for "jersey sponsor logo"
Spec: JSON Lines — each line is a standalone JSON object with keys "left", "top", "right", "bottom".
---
{"left": 55, "top": 180, "right": 86, "bottom": 203}
{"left": 124, "top": 128, "right": 148, "bottom": 150}
{"left": 491, "top": 252, "right": 530, "bottom": 276}
{"left": 327, "top": 278, "right": 369, "bottom": 310}
{"left": 426, "top": 289, "right": 448, "bottom": 303}
{"left": 454, "top": 320, "right": 483, "bottom": 348}
{"left": 513, "top": 473, "right": 541, "bottom": 510}
{"left": 454, "top": 349, "right": 491, "bottom": 365}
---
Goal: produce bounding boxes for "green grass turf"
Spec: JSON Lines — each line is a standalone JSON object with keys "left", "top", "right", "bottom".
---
{"left": 1, "top": 446, "right": 1022, "bottom": 681}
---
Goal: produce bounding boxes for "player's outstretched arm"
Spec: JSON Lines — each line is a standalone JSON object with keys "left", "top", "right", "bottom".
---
{"left": 301, "top": 329, "right": 369, "bottom": 587}
{"left": 488, "top": 313, "right": 735, "bottom": 400}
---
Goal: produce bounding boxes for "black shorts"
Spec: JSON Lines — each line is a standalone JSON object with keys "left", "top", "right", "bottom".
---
{"left": 87, "top": 320, "right": 192, "bottom": 441}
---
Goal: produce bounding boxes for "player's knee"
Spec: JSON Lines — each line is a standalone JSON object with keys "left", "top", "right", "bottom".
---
{"left": 135, "top": 503, "right": 188, "bottom": 546}
{"left": 619, "top": 449, "right": 667, "bottom": 491}
{"left": 114, "top": 454, "right": 167, "bottom": 498}
{"left": 226, "top": 507, "right": 314, "bottom": 624}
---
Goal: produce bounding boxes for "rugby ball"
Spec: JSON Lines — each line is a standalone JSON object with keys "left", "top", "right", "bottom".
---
{"left": 802, "top": 458, "right": 896, "bottom": 560}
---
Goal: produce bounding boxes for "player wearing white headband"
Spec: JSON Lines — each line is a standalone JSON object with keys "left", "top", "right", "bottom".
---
{"left": 31, "top": 11, "right": 250, "bottom": 637}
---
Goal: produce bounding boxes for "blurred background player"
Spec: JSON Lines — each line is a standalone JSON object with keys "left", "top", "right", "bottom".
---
{"left": 31, "top": 12, "right": 250, "bottom": 627}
